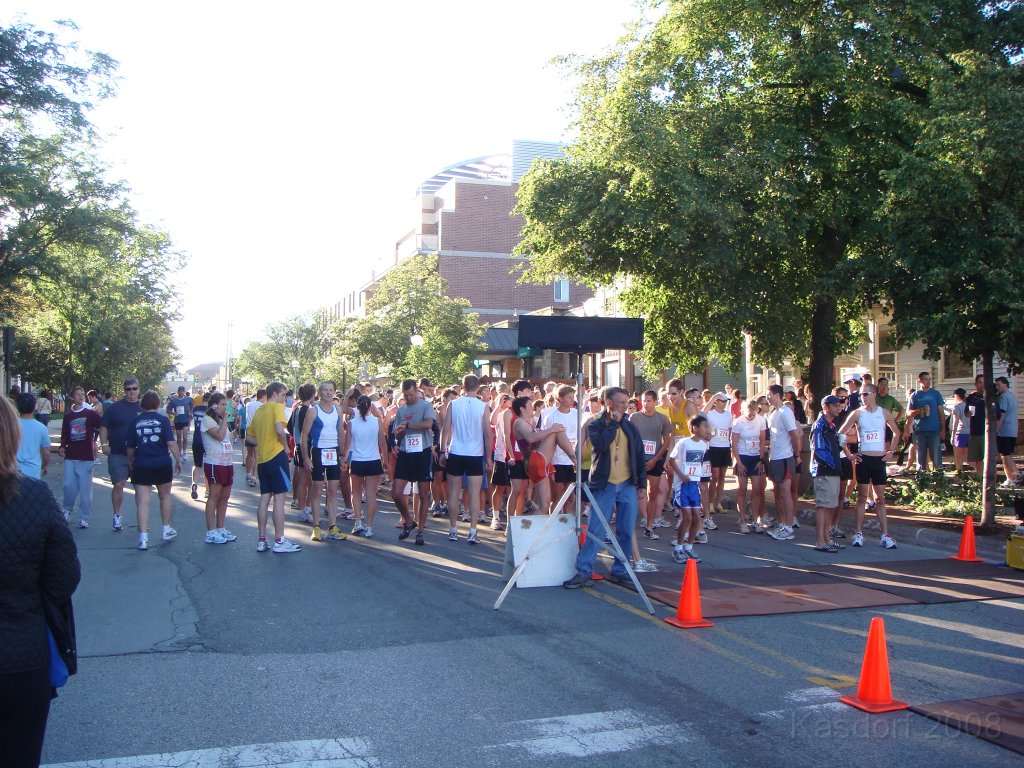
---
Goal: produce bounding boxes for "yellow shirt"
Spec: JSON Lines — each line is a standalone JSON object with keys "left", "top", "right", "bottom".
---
{"left": 607, "top": 426, "right": 630, "bottom": 485}
{"left": 249, "top": 401, "right": 286, "bottom": 464}
{"left": 668, "top": 404, "right": 691, "bottom": 439}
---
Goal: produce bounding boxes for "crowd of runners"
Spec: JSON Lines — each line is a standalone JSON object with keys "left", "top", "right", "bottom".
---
{"left": 27, "top": 367, "right": 1018, "bottom": 568}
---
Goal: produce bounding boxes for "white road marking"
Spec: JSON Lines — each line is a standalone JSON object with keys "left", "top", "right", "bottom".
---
{"left": 485, "top": 709, "right": 695, "bottom": 758}
{"left": 783, "top": 686, "right": 839, "bottom": 705}
{"left": 42, "top": 737, "right": 380, "bottom": 768}
{"left": 758, "top": 701, "right": 850, "bottom": 720}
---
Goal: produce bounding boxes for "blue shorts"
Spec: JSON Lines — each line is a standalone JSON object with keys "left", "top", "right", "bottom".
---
{"left": 954, "top": 434, "right": 969, "bottom": 448}
{"left": 673, "top": 481, "right": 701, "bottom": 510}
{"left": 257, "top": 451, "right": 292, "bottom": 496}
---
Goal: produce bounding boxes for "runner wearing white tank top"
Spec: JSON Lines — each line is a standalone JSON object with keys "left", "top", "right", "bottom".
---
{"left": 839, "top": 385, "right": 901, "bottom": 550}
{"left": 441, "top": 375, "right": 492, "bottom": 544}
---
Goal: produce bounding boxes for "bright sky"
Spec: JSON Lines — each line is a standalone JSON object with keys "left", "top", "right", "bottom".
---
{"left": 7, "top": 1, "right": 645, "bottom": 371}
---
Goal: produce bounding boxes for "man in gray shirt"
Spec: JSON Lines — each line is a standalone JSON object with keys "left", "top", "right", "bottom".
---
{"left": 995, "top": 376, "right": 1019, "bottom": 487}
{"left": 391, "top": 379, "right": 436, "bottom": 545}
{"left": 630, "top": 390, "right": 673, "bottom": 539}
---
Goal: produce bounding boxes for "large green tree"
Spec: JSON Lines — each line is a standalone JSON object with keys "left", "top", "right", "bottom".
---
{"left": 234, "top": 310, "right": 338, "bottom": 389}
{"left": 347, "top": 253, "right": 483, "bottom": 384}
{"left": 516, "top": 1, "right": 962, "bottom": 407}
{"left": 882, "top": 30, "right": 1024, "bottom": 525}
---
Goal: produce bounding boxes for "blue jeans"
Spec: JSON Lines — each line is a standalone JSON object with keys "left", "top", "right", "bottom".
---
{"left": 575, "top": 480, "right": 638, "bottom": 578}
{"left": 913, "top": 431, "right": 942, "bottom": 471}
{"left": 62, "top": 459, "right": 95, "bottom": 522}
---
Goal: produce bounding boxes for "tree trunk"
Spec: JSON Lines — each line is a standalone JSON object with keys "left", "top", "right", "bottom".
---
{"left": 981, "top": 350, "right": 997, "bottom": 528}
{"left": 806, "top": 299, "right": 838, "bottom": 420}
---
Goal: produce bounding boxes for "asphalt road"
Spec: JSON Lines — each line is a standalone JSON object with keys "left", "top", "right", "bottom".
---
{"left": 37, "top": 449, "right": 1024, "bottom": 767}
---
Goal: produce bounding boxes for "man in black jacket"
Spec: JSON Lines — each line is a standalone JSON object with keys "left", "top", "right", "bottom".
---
{"left": 564, "top": 386, "right": 647, "bottom": 588}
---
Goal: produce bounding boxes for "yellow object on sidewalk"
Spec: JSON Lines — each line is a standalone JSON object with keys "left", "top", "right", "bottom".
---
{"left": 1007, "top": 533, "right": 1024, "bottom": 571}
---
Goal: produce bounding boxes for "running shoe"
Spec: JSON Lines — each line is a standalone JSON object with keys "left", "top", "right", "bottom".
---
{"left": 256, "top": 538, "right": 268, "bottom": 553}
{"left": 851, "top": 532, "right": 865, "bottom": 547}
{"left": 672, "top": 547, "right": 688, "bottom": 564}
{"left": 112, "top": 514, "right": 122, "bottom": 531}
{"left": 351, "top": 520, "right": 366, "bottom": 536}
{"left": 865, "top": 500, "right": 877, "bottom": 511}
{"left": 766, "top": 525, "right": 794, "bottom": 541}
{"left": 490, "top": 519, "right": 506, "bottom": 531}
{"left": 683, "top": 545, "right": 701, "bottom": 563}
{"left": 763, "top": 515, "right": 776, "bottom": 527}
{"left": 290, "top": 499, "right": 300, "bottom": 509}
{"left": 737, "top": 522, "right": 751, "bottom": 534}
{"left": 297, "top": 508, "right": 314, "bottom": 524}
{"left": 190, "top": 483, "right": 199, "bottom": 500}
{"left": 750, "top": 521, "right": 766, "bottom": 533}
{"left": 703, "top": 515, "right": 718, "bottom": 531}
{"left": 467, "top": 529, "right": 480, "bottom": 545}
{"left": 481, "top": 507, "right": 493, "bottom": 523}
{"left": 880, "top": 534, "right": 897, "bottom": 549}
{"left": 642, "top": 527, "right": 660, "bottom": 540}
{"left": 447, "top": 528, "right": 458, "bottom": 541}
{"left": 311, "top": 525, "right": 322, "bottom": 542}
{"left": 325, "top": 525, "right": 347, "bottom": 541}
{"left": 562, "top": 573, "right": 593, "bottom": 589}
{"left": 343, "top": 509, "right": 357, "bottom": 520}
{"left": 431, "top": 504, "right": 447, "bottom": 519}
{"left": 362, "top": 527, "right": 374, "bottom": 539}
{"left": 219, "top": 528, "right": 238, "bottom": 542}
{"left": 633, "top": 558, "right": 658, "bottom": 573}
{"left": 63, "top": 509, "right": 70, "bottom": 523}
{"left": 138, "top": 533, "right": 148, "bottom": 551}
{"left": 161, "top": 527, "right": 177, "bottom": 541}
{"left": 813, "top": 544, "right": 840, "bottom": 553}
{"left": 78, "top": 520, "right": 89, "bottom": 529}
{"left": 205, "top": 530, "right": 228, "bottom": 545}
{"left": 651, "top": 516, "right": 671, "bottom": 529}
{"left": 695, "top": 530, "right": 708, "bottom": 544}
{"left": 414, "top": 532, "right": 425, "bottom": 546}
{"left": 791, "top": 520, "right": 799, "bottom": 529}
{"left": 398, "top": 521, "right": 416, "bottom": 540}
{"left": 842, "top": 499, "right": 851, "bottom": 509}
{"left": 272, "top": 538, "right": 302, "bottom": 553}
{"left": 247, "top": 476, "right": 257, "bottom": 487}
{"left": 829, "top": 525, "right": 846, "bottom": 539}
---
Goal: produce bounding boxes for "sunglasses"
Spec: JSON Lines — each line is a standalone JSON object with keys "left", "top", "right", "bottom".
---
{"left": 125, "top": 386, "right": 139, "bottom": 391}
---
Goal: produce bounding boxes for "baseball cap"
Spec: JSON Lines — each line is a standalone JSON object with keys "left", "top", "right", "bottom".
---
{"left": 844, "top": 373, "right": 863, "bottom": 383}
{"left": 783, "top": 385, "right": 797, "bottom": 394}
{"left": 822, "top": 395, "right": 844, "bottom": 408}
{"left": 713, "top": 391, "right": 729, "bottom": 402}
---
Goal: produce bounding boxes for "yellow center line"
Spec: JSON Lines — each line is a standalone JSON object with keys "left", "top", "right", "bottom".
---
{"left": 712, "top": 625, "right": 855, "bottom": 688}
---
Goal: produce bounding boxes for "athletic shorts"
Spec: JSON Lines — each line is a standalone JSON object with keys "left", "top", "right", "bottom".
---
{"left": 954, "top": 434, "right": 969, "bottom": 448}
{"left": 645, "top": 457, "right": 666, "bottom": 477}
{"left": 708, "top": 446, "right": 732, "bottom": 469}
{"left": 855, "top": 454, "right": 887, "bottom": 486}
{"left": 840, "top": 456, "right": 854, "bottom": 481}
{"left": 491, "top": 459, "right": 511, "bottom": 487}
{"left": 173, "top": 419, "right": 190, "bottom": 430}
{"left": 458, "top": 460, "right": 489, "bottom": 489}
{"left": 394, "top": 450, "right": 433, "bottom": 483}
{"left": 131, "top": 462, "right": 172, "bottom": 487}
{"left": 738, "top": 454, "right": 762, "bottom": 477}
{"left": 997, "top": 436, "right": 1017, "bottom": 456}
{"left": 579, "top": 468, "right": 590, "bottom": 483}
{"left": 673, "top": 481, "right": 701, "bottom": 510}
{"left": 349, "top": 459, "right": 383, "bottom": 477}
{"left": 508, "top": 459, "right": 528, "bottom": 481}
{"left": 108, "top": 453, "right": 131, "bottom": 484}
{"left": 204, "top": 463, "right": 234, "bottom": 486}
{"left": 445, "top": 452, "right": 483, "bottom": 477}
{"left": 293, "top": 445, "right": 305, "bottom": 468}
{"left": 310, "top": 446, "right": 341, "bottom": 482}
{"left": 968, "top": 434, "right": 985, "bottom": 463}
{"left": 767, "top": 456, "right": 796, "bottom": 485}
{"left": 257, "top": 451, "right": 291, "bottom": 495}
{"left": 553, "top": 464, "right": 575, "bottom": 484}
{"left": 813, "top": 475, "right": 840, "bottom": 509}
{"left": 527, "top": 452, "right": 553, "bottom": 484}
{"left": 192, "top": 439, "right": 204, "bottom": 466}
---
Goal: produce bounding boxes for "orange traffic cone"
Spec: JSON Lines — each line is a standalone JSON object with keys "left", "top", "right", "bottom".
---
{"left": 664, "top": 558, "right": 713, "bottom": 628}
{"left": 950, "top": 514, "right": 984, "bottom": 562}
{"left": 839, "top": 617, "right": 908, "bottom": 713}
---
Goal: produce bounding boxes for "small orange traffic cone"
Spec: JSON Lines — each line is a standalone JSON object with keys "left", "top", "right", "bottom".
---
{"left": 950, "top": 514, "right": 984, "bottom": 562}
{"left": 840, "top": 617, "right": 908, "bottom": 713}
{"left": 664, "top": 558, "right": 713, "bottom": 628}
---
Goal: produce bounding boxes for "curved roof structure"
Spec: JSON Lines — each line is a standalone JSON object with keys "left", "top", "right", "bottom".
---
{"left": 416, "top": 153, "right": 511, "bottom": 195}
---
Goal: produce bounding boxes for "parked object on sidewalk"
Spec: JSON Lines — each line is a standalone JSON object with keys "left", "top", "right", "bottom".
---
{"left": 1007, "top": 532, "right": 1024, "bottom": 571}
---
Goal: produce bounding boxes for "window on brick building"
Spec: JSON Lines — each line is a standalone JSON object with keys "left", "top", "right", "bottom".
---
{"left": 553, "top": 279, "right": 570, "bottom": 303}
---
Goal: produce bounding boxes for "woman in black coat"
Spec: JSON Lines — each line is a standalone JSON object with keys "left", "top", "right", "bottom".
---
{"left": 0, "top": 395, "right": 81, "bottom": 767}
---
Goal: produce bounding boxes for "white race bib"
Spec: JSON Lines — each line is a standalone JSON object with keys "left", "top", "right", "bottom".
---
{"left": 686, "top": 464, "right": 701, "bottom": 477}
{"left": 321, "top": 448, "right": 338, "bottom": 466}
{"left": 745, "top": 438, "right": 760, "bottom": 453}
{"left": 175, "top": 406, "right": 185, "bottom": 415}
{"left": 221, "top": 439, "right": 233, "bottom": 453}
{"left": 702, "top": 461, "right": 711, "bottom": 477}
{"left": 863, "top": 431, "right": 880, "bottom": 443}
{"left": 405, "top": 433, "right": 423, "bottom": 453}
{"left": 643, "top": 439, "right": 657, "bottom": 455}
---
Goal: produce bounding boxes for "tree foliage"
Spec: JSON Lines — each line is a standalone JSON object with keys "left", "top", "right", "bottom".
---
{"left": 234, "top": 310, "right": 339, "bottom": 389}
{"left": 515, "top": 1, "right": 992, "bottom": 407}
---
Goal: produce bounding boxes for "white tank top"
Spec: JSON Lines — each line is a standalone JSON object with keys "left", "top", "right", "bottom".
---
{"left": 492, "top": 409, "right": 507, "bottom": 460}
{"left": 348, "top": 414, "right": 381, "bottom": 462}
{"left": 314, "top": 403, "right": 340, "bottom": 449}
{"left": 857, "top": 407, "right": 886, "bottom": 452}
{"left": 448, "top": 396, "right": 486, "bottom": 456}
{"left": 706, "top": 409, "right": 733, "bottom": 448}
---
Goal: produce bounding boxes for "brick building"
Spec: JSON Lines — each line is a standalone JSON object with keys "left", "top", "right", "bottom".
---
{"left": 328, "top": 140, "right": 592, "bottom": 325}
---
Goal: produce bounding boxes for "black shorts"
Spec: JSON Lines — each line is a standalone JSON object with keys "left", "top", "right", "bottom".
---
{"left": 646, "top": 457, "right": 666, "bottom": 477}
{"left": 708, "top": 446, "right": 732, "bottom": 469}
{"left": 997, "top": 436, "right": 1017, "bottom": 456}
{"left": 738, "top": 454, "right": 763, "bottom": 477}
{"left": 840, "top": 456, "right": 854, "bottom": 481}
{"left": 445, "top": 452, "right": 483, "bottom": 477}
{"left": 491, "top": 459, "right": 511, "bottom": 487}
{"left": 131, "top": 462, "right": 173, "bottom": 486}
{"left": 855, "top": 454, "right": 888, "bottom": 486}
{"left": 192, "top": 436, "right": 204, "bottom": 466}
{"left": 349, "top": 459, "right": 383, "bottom": 477}
{"left": 767, "top": 456, "right": 796, "bottom": 485}
{"left": 293, "top": 446, "right": 305, "bottom": 468}
{"left": 310, "top": 446, "right": 341, "bottom": 482}
{"left": 173, "top": 420, "right": 190, "bottom": 432}
{"left": 394, "top": 450, "right": 433, "bottom": 483}
{"left": 508, "top": 459, "right": 528, "bottom": 481}
{"left": 553, "top": 464, "right": 575, "bottom": 483}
